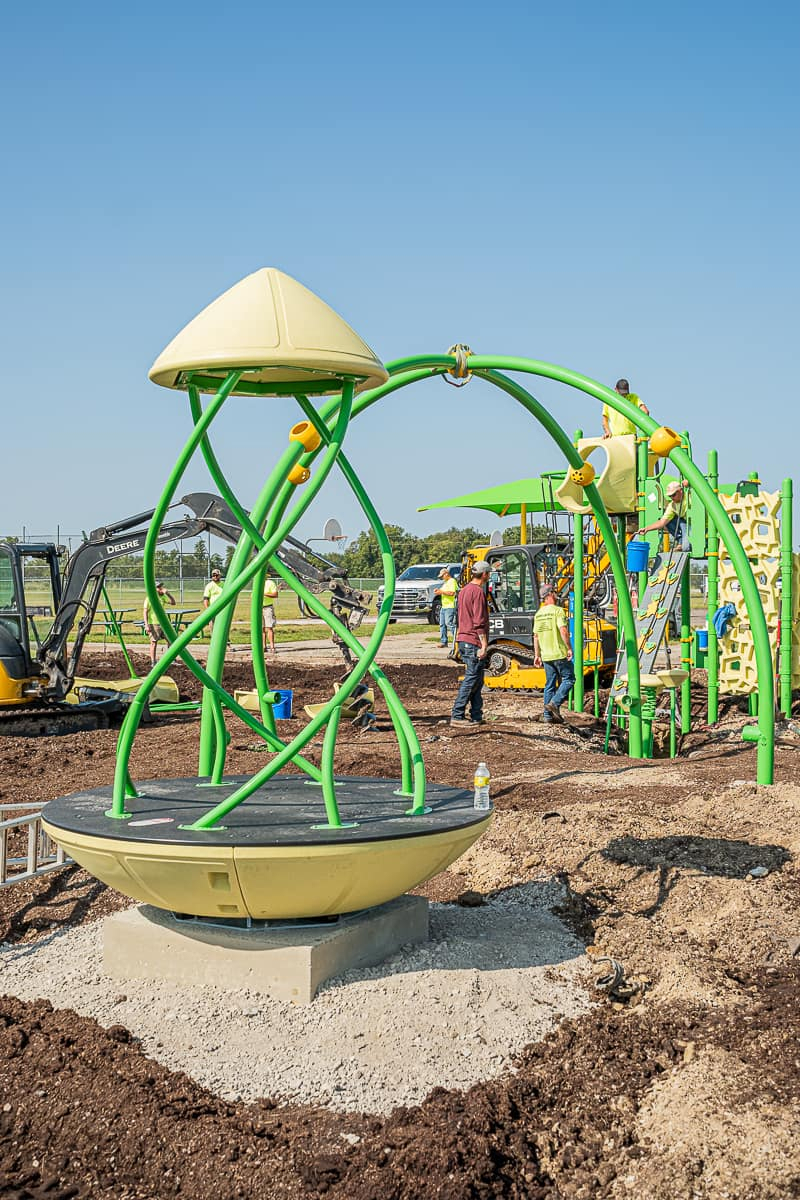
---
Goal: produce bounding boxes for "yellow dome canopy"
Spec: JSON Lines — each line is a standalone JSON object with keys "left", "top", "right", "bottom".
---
{"left": 149, "top": 268, "right": 389, "bottom": 396}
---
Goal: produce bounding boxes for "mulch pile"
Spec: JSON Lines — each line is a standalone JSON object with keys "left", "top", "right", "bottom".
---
{"left": 2, "top": 965, "right": 799, "bottom": 1199}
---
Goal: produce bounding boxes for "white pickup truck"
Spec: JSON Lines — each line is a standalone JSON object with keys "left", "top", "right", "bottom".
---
{"left": 376, "top": 563, "right": 461, "bottom": 624}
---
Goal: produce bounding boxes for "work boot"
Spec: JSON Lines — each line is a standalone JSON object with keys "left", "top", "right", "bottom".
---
{"left": 544, "top": 703, "right": 563, "bottom": 724}
{"left": 450, "top": 717, "right": 473, "bottom": 728}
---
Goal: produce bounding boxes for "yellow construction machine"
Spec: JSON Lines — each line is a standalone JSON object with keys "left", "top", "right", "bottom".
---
{"left": 462, "top": 534, "right": 618, "bottom": 690}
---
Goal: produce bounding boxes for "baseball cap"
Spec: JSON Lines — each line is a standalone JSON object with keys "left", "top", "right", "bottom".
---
{"left": 472, "top": 560, "right": 491, "bottom": 574}
{"left": 540, "top": 584, "right": 555, "bottom": 598}
{"left": 615, "top": 379, "right": 630, "bottom": 394}
{"left": 211, "top": 568, "right": 221, "bottom": 576}
{"left": 155, "top": 579, "right": 163, "bottom": 588}
{"left": 666, "top": 481, "right": 682, "bottom": 496}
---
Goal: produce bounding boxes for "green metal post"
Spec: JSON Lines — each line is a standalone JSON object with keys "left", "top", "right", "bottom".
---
{"left": 669, "top": 687, "right": 677, "bottom": 757}
{"left": 636, "top": 435, "right": 649, "bottom": 605}
{"left": 680, "top": 432, "right": 692, "bottom": 735}
{"left": 572, "top": 428, "right": 584, "bottom": 713}
{"left": 706, "top": 449, "right": 720, "bottom": 724}
{"left": 780, "top": 478, "right": 793, "bottom": 717}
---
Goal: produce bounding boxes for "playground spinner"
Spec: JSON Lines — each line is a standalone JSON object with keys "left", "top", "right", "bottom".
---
{"left": 43, "top": 268, "right": 778, "bottom": 920}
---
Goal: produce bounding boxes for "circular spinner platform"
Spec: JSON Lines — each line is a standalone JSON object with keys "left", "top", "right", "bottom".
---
{"left": 42, "top": 776, "right": 492, "bottom": 919}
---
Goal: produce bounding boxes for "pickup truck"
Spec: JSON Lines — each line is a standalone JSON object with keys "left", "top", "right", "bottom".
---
{"left": 377, "top": 563, "right": 461, "bottom": 624}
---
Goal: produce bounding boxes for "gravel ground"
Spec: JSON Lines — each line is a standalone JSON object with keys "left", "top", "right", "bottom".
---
{"left": 0, "top": 879, "right": 590, "bottom": 1114}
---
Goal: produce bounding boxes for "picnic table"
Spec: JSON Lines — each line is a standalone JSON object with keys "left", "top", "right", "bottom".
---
{"left": 95, "top": 607, "right": 137, "bottom": 644}
{"left": 163, "top": 607, "right": 201, "bottom": 633}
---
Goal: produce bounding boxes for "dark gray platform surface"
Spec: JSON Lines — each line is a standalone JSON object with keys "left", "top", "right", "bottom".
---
{"left": 42, "top": 775, "right": 485, "bottom": 847}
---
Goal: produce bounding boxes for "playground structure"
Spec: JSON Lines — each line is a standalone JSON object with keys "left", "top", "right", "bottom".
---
{"left": 424, "top": 427, "right": 798, "bottom": 773}
{"left": 39, "top": 266, "right": 795, "bottom": 942}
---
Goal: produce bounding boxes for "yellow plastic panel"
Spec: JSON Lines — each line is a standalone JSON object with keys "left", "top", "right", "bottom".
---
{"left": 41, "top": 823, "right": 247, "bottom": 916}
{"left": 149, "top": 268, "right": 388, "bottom": 396}
{"left": 717, "top": 489, "right": 781, "bottom": 695}
{"left": 234, "top": 819, "right": 492, "bottom": 919}
{"left": 43, "top": 817, "right": 491, "bottom": 919}
{"left": 555, "top": 435, "right": 637, "bottom": 514}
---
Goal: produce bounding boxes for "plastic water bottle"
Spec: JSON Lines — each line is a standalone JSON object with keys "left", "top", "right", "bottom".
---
{"left": 473, "top": 762, "right": 491, "bottom": 810}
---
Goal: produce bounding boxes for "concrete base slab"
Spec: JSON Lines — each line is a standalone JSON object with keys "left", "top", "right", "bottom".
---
{"left": 103, "top": 895, "right": 429, "bottom": 1003}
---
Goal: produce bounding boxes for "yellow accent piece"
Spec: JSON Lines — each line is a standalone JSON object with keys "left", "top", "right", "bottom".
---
{"left": 288, "top": 464, "right": 311, "bottom": 486}
{"left": 570, "top": 462, "right": 596, "bottom": 487}
{"left": 649, "top": 426, "right": 681, "bottom": 457}
{"left": 68, "top": 675, "right": 180, "bottom": 704}
{"left": 656, "top": 669, "right": 689, "bottom": 689}
{"left": 555, "top": 435, "right": 637, "bottom": 514}
{"left": 233, "top": 688, "right": 264, "bottom": 714}
{"left": 289, "top": 420, "right": 322, "bottom": 452}
{"left": 149, "top": 268, "right": 389, "bottom": 396}
{"left": 41, "top": 817, "right": 492, "bottom": 919}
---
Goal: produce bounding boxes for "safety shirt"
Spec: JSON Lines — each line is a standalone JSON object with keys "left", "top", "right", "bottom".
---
{"left": 663, "top": 493, "right": 688, "bottom": 522}
{"left": 533, "top": 603, "right": 569, "bottom": 662}
{"left": 602, "top": 392, "right": 645, "bottom": 437}
{"left": 263, "top": 578, "right": 279, "bottom": 606}
{"left": 439, "top": 577, "right": 458, "bottom": 609}
{"left": 203, "top": 579, "right": 223, "bottom": 604}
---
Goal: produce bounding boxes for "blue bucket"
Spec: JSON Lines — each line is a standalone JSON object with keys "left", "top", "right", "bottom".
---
{"left": 272, "top": 689, "right": 293, "bottom": 719}
{"left": 696, "top": 628, "right": 709, "bottom": 651}
{"left": 626, "top": 540, "right": 650, "bottom": 573}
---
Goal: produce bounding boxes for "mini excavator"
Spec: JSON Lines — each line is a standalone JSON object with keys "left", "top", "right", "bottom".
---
{"left": 0, "top": 493, "right": 372, "bottom": 735}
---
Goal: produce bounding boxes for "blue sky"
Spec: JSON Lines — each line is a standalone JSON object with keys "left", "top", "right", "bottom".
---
{"left": 2, "top": 0, "right": 797, "bottom": 548}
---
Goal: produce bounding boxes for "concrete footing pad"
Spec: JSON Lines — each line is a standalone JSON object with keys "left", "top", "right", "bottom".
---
{"left": 103, "top": 896, "right": 429, "bottom": 1003}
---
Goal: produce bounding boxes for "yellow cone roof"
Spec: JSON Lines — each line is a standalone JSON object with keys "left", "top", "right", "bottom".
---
{"left": 149, "top": 268, "right": 388, "bottom": 395}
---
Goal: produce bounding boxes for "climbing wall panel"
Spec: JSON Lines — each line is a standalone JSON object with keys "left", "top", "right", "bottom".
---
{"left": 717, "top": 491, "right": 780, "bottom": 695}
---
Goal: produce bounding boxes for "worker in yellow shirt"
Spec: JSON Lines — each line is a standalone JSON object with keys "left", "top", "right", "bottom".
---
{"left": 263, "top": 575, "right": 279, "bottom": 655}
{"left": 434, "top": 567, "right": 458, "bottom": 649}
{"left": 202, "top": 568, "right": 223, "bottom": 635}
{"left": 602, "top": 378, "right": 650, "bottom": 438}
{"left": 533, "top": 585, "right": 574, "bottom": 724}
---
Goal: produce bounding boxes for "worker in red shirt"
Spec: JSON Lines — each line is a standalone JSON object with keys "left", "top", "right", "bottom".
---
{"left": 450, "top": 560, "right": 491, "bottom": 727}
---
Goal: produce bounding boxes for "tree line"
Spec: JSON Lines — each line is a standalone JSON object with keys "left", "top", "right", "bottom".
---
{"left": 9, "top": 525, "right": 551, "bottom": 582}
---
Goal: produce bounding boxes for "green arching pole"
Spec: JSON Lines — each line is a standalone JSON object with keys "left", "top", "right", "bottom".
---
{"left": 294, "top": 396, "right": 423, "bottom": 802}
{"left": 780, "top": 478, "right": 793, "bottom": 718}
{"left": 572, "top": 427, "right": 584, "bottom": 713}
{"left": 379, "top": 354, "right": 775, "bottom": 785}
{"left": 706, "top": 449, "right": 720, "bottom": 724}
{"left": 472, "top": 369, "right": 643, "bottom": 758}
{"left": 111, "top": 380, "right": 359, "bottom": 814}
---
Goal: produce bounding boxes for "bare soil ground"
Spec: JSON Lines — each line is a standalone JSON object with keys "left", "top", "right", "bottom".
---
{"left": 2, "top": 651, "right": 800, "bottom": 1199}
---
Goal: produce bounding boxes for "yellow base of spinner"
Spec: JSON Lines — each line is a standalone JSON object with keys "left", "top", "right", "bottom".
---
{"left": 42, "top": 815, "right": 491, "bottom": 920}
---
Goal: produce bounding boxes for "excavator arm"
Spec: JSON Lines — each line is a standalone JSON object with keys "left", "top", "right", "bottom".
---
{"left": 35, "top": 493, "right": 369, "bottom": 698}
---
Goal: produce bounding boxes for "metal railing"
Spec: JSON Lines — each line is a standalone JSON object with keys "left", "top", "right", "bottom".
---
{"left": 0, "top": 805, "right": 68, "bottom": 887}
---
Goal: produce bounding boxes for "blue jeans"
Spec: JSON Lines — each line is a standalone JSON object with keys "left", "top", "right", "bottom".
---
{"left": 452, "top": 642, "right": 485, "bottom": 721}
{"left": 439, "top": 605, "right": 456, "bottom": 646}
{"left": 665, "top": 516, "right": 689, "bottom": 550}
{"left": 543, "top": 658, "right": 575, "bottom": 717}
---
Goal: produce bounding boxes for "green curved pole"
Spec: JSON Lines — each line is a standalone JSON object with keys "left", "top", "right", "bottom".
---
{"left": 472, "top": 369, "right": 642, "bottom": 757}
{"left": 110, "top": 380, "right": 354, "bottom": 814}
{"left": 295, "top": 396, "right": 425, "bottom": 805}
{"left": 189, "top": 381, "right": 419, "bottom": 802}
{"left": 375, "top": 354, "right": 775, "bottom": 784}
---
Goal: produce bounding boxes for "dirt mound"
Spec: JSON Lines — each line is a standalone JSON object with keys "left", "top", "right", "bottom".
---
{"left": 2, "top": 966, "right": 799, "bottom": 1199}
